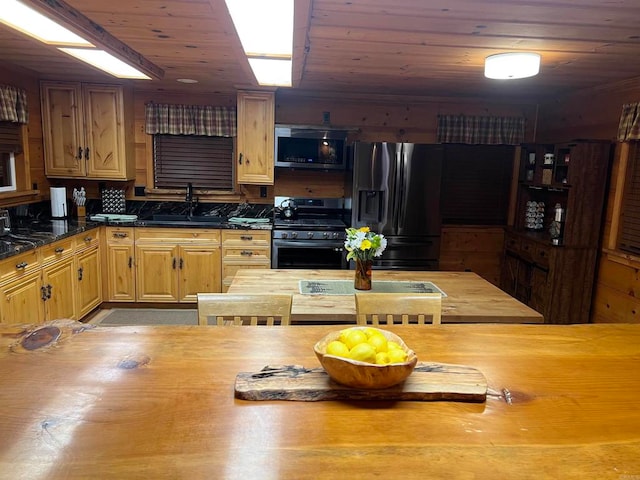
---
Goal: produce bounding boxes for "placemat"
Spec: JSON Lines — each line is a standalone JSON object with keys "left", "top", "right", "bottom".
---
{"left": 299, "top": 280, "right": 447, "bottom": 296}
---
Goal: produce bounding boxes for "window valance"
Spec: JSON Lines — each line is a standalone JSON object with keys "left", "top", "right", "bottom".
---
{"left": 0, "top": 85, "right": 29, "bottom": 124}
{"left": 437, "top": 114, "right": 525, "bottom": 145}
{"left": 617, "top": 102, "right": 640, "bottom": 141}
{"left": 145, "top": 103, "right": 236, "bottom": 137}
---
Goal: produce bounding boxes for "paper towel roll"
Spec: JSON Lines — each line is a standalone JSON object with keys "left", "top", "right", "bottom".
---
{"left": 50, "top": 187, "right": 67, "bottom": 218}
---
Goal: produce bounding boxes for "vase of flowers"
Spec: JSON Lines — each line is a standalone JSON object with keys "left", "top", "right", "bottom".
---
{"left": 344, "top": 227, "right": 387, "bottom": 290}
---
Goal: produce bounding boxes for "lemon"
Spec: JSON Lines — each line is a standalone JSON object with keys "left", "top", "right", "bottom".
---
{"left": 326, "top": 340, "right": 350, "bottom": 358}
{"left": 367, "top": 334, "right": 388, "bottom": 353}
{"left": 387, "top": 341, "right": 402, "bottom": 351}
{"left": 375, "top": 352, "right": 391, "bottom": 365}
{"left": 344, "top": 329, "right": 368, "bottom": 349}
{"left": 338, "top": 329, "right": 351, "bottom": 345}
{"left": 348, "top": 343, "right": 377, "bottom": 363}
{"left": 363, "top": 327, "right": 380, "bottom": 338}
{"left": 387, "top": 348, "right": 408, "bottom": 363}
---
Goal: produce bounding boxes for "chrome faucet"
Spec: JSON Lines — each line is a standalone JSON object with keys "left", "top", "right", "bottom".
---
{"left": 186, "top": 183, "right": 198, "bottom": 217}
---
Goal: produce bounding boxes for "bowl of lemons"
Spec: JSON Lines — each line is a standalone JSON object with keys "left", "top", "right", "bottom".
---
{"left": 314, "top": 326, "right": 418, "bottom": 389}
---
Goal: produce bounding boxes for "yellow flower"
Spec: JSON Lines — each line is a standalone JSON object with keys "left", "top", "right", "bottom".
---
{"left": 359, "top": 226, "right": 370, "bottom": 233}
{"left": 361, "top": 239, "right": 372, "bottom": 250}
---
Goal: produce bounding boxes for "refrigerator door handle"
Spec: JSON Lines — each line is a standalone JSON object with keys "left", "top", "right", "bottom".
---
{"left": 394, "top": 147, "right": 403, "bottom": 232}
{"left": 397, "top": 147, "right": 408, "bottom": 230}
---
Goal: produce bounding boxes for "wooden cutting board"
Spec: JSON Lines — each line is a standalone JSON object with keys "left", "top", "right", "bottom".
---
{"left": 234, "top": 362, "right": 487, "bottom": 402}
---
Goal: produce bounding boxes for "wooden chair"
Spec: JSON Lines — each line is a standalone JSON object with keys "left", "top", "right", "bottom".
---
{"left": 355, "top": 292, "right": 442, "bottom": 325}
{"left": 196, "top": 293, "right": 293, "bottom": 326}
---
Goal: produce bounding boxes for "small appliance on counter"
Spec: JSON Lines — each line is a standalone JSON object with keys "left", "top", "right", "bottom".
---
{"left": 50, "top": 187, "right": 68, "bottom": 219}
{"left": 0, "top": 209, "right": 10, "bottom": 236}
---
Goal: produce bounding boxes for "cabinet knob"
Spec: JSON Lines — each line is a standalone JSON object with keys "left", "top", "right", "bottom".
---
{"left": 85, "top": 147, "right": 90, "bottom": 160}
{"left": 84, "top": 236, "right": 92, "bottom": 242}
{"left": 240, "top": 250, "right": 253, "bottom": 256}
{"left": 114, "top": 232, "right": 128, "bottom": 238}
{"left": 55, "top": 247, "right": 64, "bottom": 254}
{"left": 15, "top": 261, "right": 28, "bottom": 269}
{"left": 78, "top": 266, "right": 84, "bottom": 281}
{"left": 128, "top": 257, "right": 133, "bottom": 269}
{"left": 78, "top": 147, "right": 83, "bottom": 159}
{"left": 240, "top": 235, "right": 253, "bottom": 241}
{"left": 239, "top": 153, "right": 243, "bottom": 165}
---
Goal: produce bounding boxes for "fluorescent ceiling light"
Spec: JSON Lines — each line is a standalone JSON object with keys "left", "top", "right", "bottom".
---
{"left": 485, "top": 52, "right": 541, "bottom": 80}
{"left": 225, "top": 0, "right": 293, "bottom": 86}
{"left": 248, "top": 58, "right": 292, "bottom": 87}
{"left": 0, "top": 0, "right": 93, "bottom": 46}
{"left": 59, "top": 48, "right": 151, "bottom": 79}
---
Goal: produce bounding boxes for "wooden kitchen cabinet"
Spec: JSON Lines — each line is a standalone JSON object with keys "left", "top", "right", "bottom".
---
{"left": 501, "top": 140, "right": 612, "bottom": 323}
{"left": 0, "top": 271, "right": 45, "bottom": 325}
{"left": 75, "top": 230, "right": 102, "bottom": 317}
{"left": 41, "top": 237, "right": 76, "bottom": 320}
{"left": 236, "top": 90, "right": 275, "bottom": 185}
{"left": 135, "top": 228, "right": 221, "bottom": 303}
{"left": 221, "top": 230, "right": 271, "bottom": 292}
{"left": 104, "top": 227, "right": 136, "bottom": 302}
{"left": 41, "top": 81, "right": 135, "bottom": 180}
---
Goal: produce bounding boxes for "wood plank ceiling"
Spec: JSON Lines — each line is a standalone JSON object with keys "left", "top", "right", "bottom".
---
{"left": 1, "top": 0, "right": 639, "bottom": 100}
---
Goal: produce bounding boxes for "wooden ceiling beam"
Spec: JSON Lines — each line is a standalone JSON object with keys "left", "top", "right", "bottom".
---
{"left": 22, "top": 0, "right": 165, "bottom": 79}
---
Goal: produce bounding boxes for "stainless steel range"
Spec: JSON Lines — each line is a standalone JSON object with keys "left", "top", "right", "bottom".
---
{"left": 272, "top": 197, "right": 349, "bottom": 269}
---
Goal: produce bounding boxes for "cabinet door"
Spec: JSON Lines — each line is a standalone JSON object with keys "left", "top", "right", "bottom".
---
{"left": 42, "top": 257, "right": 76, "bottom": 320}
{"left": 0, "top": 273, "right": 45, "bottom": 325}
{"left": 529, "top": 266, "right": 550, "bottom": 315}
{"left": 76, "top": 246, "right": 102, "bottom": 318}
{"left": 179, "top": 245, "right": 221, "bottom": 302}
{"left": 41, "top": 82, "right": 85, "bottom": 177}
{"left": 83, "top": 84, "right": 131, "bottom": 180}
{"left": 136, "top": 244, "right": 179, "bottom": 302}
{"left": 105, "top": 243, "right": 136, "bottom": 302}
{"left": 236, "top": 90, "right": 274, "bottom": 185}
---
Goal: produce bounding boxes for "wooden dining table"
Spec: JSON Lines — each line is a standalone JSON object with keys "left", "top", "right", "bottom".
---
{"left": 1, "top": 320, "right": 638, "bottom": 479}
{"left": 228, "top": 269, "right": 544, "bottom": 323}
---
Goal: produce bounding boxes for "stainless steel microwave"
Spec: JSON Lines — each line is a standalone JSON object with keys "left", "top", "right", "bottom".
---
{"left": 275, "top": 125, "right": 347, "bottom": 170}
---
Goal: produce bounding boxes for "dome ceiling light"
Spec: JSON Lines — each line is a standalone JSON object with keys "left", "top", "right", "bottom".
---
{"left": 484, "top": 52, "right": 541, "bottom": 80}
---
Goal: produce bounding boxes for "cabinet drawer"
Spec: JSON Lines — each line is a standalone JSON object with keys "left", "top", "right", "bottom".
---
{"left": 0, "top": 249, "right": 40, "bottom": 284}
{"left": 533, "top": 244, "right": 551, "bottom": 268}
{"left": 222, "top": 247, "right": 270, "bottom": 263}
{"left": 504, "top": 234, "right": 520, "bottom": 253}
{"left": 106, "top": 227, "right": 135, "bottom": 243}
{"left": 75, "top": 228, "right": 100, "bottom": 251}
{"left": 518, "top": 238, "right": 535, "bottom": 260}
{"left": 41, "top": 237, "right": 75, "bottom": 264}
{"left": 135, "top": 228, "right": 220, "bottom": 244}
{"left": 222, "top": 230, "right": 270, "bottom": 247}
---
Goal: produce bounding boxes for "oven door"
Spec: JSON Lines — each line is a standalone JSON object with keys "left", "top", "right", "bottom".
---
{"left": 272, "top": 239, "right": 348, "bottom": 269}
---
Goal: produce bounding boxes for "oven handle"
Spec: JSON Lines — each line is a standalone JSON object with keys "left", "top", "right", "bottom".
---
{"left": 272, "top": 239, "right": 345, "bottom": 249}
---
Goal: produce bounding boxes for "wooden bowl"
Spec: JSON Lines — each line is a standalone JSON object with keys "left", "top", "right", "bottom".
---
{"left": 314, "top": 327, "right": 418, "bottom": 389}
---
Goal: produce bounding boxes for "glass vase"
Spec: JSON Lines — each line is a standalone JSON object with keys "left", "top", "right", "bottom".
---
{"left": 354, "top": 259, "right": 373, "bottom": 290}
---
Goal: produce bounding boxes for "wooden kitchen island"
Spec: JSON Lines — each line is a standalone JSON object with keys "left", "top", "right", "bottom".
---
{"left": 1, "top": 321, "right": 638, "bottom": 479}
{"left": 228, "top": 269, "right": 544, "bottom": 323}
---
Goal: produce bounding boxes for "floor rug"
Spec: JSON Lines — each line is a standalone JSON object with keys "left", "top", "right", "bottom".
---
{"left": 96, "top": 308, "right": 198, "bottom": 326}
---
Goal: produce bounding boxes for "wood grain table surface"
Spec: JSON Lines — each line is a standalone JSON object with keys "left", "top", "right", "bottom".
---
{"left": 1, "top": 321, "right": 638, "bottom": 479}
{"left": 227, "top": 269, "right": 544, "bottom": 323}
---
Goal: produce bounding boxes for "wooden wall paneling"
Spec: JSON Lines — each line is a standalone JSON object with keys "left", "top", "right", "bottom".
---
{"left": 439, "top": 226, "right": 505, "bottom": 286}
{"left": 592, "top": 282, "right": 640, "bottom": 324}
{"left": 274, "top": 170, "right": 346, "bottom": 198}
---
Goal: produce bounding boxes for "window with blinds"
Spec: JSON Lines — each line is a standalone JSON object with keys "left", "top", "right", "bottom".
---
{"left": 440, "top": 144, "right": 515, "bottom": 225}
{"left": 618, "top": 142, "right": 640, "bottom": 255}
{"left": 0, "top": 122, "right": 22, "bottom": 153}
{"left": 153, "top": 134, "right": 234, "bottom": 190}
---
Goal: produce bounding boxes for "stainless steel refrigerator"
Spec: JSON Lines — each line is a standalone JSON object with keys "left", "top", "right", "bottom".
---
{"left": 350, "top": 142, "right": 443, "bottom": 269}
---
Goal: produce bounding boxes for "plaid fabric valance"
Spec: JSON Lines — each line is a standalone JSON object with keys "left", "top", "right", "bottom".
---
{"left": 145, "top": 103, "right": 236, "bottom": 137}
{"left": 437, "top": 114, "right": 525, "bottom": 145}
{"left": 0, "top": 85, "right": 28, "bottom": 124}
{"left": 617, "top": 102, "right": 640, "bottom": 141}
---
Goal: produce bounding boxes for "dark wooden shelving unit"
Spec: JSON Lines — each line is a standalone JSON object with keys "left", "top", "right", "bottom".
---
{"left": 501, "top": 140, "right": 612, "bottom": 323}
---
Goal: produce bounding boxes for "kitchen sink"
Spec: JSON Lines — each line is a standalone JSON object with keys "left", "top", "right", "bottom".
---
{"left": 148, "top": 214, "right": 226, "bottom": 225}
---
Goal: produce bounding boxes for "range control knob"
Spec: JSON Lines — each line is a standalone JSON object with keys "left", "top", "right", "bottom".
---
{"left": 307, "top": 232, "right": 314, "bottom": 239}
{"left": 323, "top": 232, "right": 329, "bottom": 238}
{"left": 332, "top": 232, "right": 340, "bottom": 239}
{"left": 291, "top": 231, "right": 298, "bottom": 239}
{"left": 281, "top": 232, "right": 288, "bottom": 239}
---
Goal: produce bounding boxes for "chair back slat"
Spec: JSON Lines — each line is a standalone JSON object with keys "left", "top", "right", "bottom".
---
{"left": 197, "top": 293, "right": 293, "bottom": 326}
{"left": 355, "top": 293, "right": 442, "bottom": 325}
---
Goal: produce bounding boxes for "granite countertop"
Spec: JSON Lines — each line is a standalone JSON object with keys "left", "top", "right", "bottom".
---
{"left": 0, "top": 216, "right": 273, "bottom": 261}
{"left": 0, "top": 200, "right": 274, "bottom": 261}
